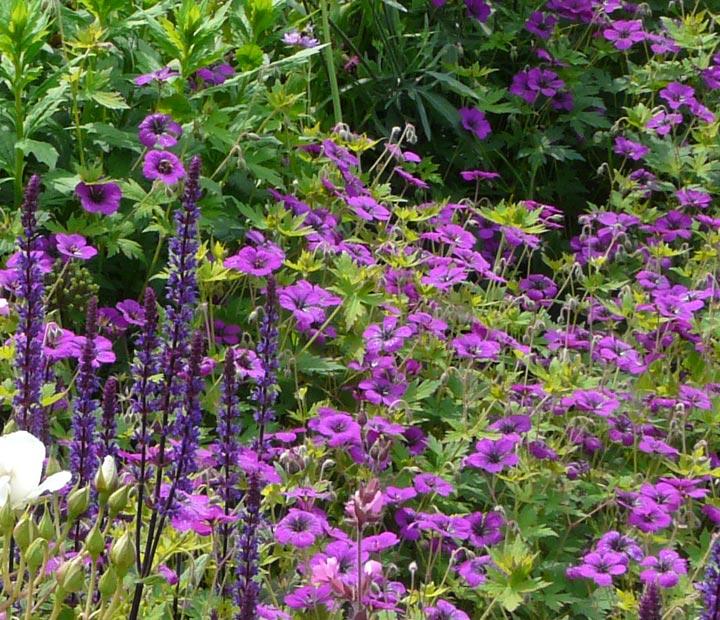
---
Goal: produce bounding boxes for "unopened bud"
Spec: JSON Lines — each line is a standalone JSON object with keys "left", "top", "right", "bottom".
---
{"left": 56, "top": 556, "right": 86, "bottom": 593}
{"left": 25, "top": 538, "right": 48, "bottom": 574}
{"left": 0, "top": 501, "right": 15, "bottom": 533}
{"left": 38, "top": 509, "right": 54, "bottom": 540}
{"left": 67, "top": 486, "right": 91, "bottom": 519}
{"left": 98, "top": 566, "right": 118, "bottom": 599}
{"left": 86, "top": 526, "right": 105, "bottom": 560}
{"left": 94, "top": 456, "right": 118, "bottom": 496}
{"left": 107, "top": 485, "right": 131, "bottom": 518}
{"left": 110, "top": 530, "right": 136, "bottom": 576}
{"left": 13, "top": 516, "right": 38, "bottom": 551}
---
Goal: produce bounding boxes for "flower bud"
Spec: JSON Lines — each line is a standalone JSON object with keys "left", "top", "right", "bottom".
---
{"left": 98, "top": 566, "right": 118, "bottom": 599}
{"left": 38, "top": 509, "right": 54, "bottom": 540}
{"left": 25, "top": 538, "right": 48, "bottom": 574}
{"left": 13, "top": 515, "right": 38, "bottom": 551}
{"left": 86, "top": 526, "right": 105, "bottom": 560}
{"left": 56, "top": 556, "right": 86, "bottom": 593}
{"left": 0, "top": 501, "right": 15, "bottom": 533}
{"left": 109, "top": 530, "right": 136, "bottom": 576}
{"left": 67, "top": 486, "right": 91, "bottom": 519}
{"left": 94, "top": 456, "right": 118, "bottom": 496}
{"left": 107, "top": 485, "right": 131, "bottom": 518}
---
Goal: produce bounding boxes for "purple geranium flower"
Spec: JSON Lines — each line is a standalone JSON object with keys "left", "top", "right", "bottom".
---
{"left": 275, "top": 509, "right": 325, "bottom": 547}
{"left": 425, "top": 600, "right": 469, "bottom": 620}
{"left": 614, "top": 136, "right": 649, "bottom": 160}
{"left": 451, "top": 332, "right": 501, "bottom": 360}
{"left": 659, "top": 82, "right": 696, "bottom": 110}
{"left": 639, "top": 550, "right": 687, "bottom": 587}
{"left": 646, "top": 111, "right": 682, "bottom": 136}
{"left": 603, "top": 19, "right": 646, "bottom": 49}
{"left": 458, "top": 107, "right": 491, "bottom": 139}
{"left": 464, "top": 437, "right": 519, "bottom": 474}
{"left": 138, "top": 113, "right": 183, "bottom": 148}
{"left": 55, "top": 234, "right": 97, "bottom": 260}
{"left": 135, "top": 66, "right": 179, "bottom": 85}
{"left": 413, "top": 473, "right": 454, "bottom": 497}
{"left": 465, "top": 511, "right": 504, "bottom": 547}
{"left": 596, "top": 531, "right": 644, "bottom": 561}
{"left": 224, "top": 246, "right": 285, "bottom": 276}
{"left": 75, "top": 181, "right": 122, "bottom": 215}
{"left": 455, "top": 555, "right": 493, "bottom": 586}
{"left": 573, "top": 551, "right": 627, "bottom": 586}
{"left": 525, "top": 11, "right": 556, "bottom": 39}
{"left": 143, "top": 150, "right": 186, "bottom": 184}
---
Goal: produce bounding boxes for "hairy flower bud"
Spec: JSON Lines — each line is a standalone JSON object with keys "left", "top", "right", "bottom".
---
{"left": 110, "top": 530, "right": 136, "bottom": 576}
{"left": 13, "top": 515, "right": 38, "bottom": 551}
{"left": 67, "top": 485, "right": 91, "bottom": 519}
{"left": 25, "top": 538, "right": 48, "bottom": 574}
{"left": 56, "top": 556, "right": 86, "bottom": 593}
{"left": 94, "top": 455, "right": 118, "bottom": 496}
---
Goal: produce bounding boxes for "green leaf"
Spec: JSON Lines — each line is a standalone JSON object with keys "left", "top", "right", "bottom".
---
{"left": 294, "top": 352, "right": 345, "bottom": 375}
{"left": 16, "top": 138, "right": 58, "bottom": 168}
{"left": 90, "top": 91, "right": 129, "bottom": 109}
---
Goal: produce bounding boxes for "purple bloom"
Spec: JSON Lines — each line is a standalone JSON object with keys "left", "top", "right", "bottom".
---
{"left": 135, "top": 66, "right": 179, "bottom": 85}
{"left": 603, "top": 20, "right": 646, "bottom": 49}
{"left": 459, "top": 107, "right": 491, "bottom": 139}
{"left": 313, "top": 413, "right": 362, "bottom": 447}
{"left": 282, "top": 30, "right": 320, "bottom": 48}
{"left": 275, "top": 509, "right": 324, "bottom": 547}
{"left": 75, "top": 181, "right": 122, "bottom": 215}
{"left": 194, "top": 63, "right": 235, "bottom": 86}
{"left": 698, "top": 537, "right": 720, "bottom": 620}
{"left": 464, "top": 438, "right": 519, "bottom": 474}
{"left": 596, "top": 531, "right": 644, "bottom": 561}
{"left": 278, "top": 280, "right": 341, "bottom": 332}
{"left": 55, "top": 233, "right": 97, "bottom": 260}
{"left": 465, "top": 511, "right": 504, "bottom": 547}
{"left": 346, "top": 196, "right": 390, "bottom": 221}
{"left": 628, "top": 497, "right": 673, "bottom": 533}
{"left": 363, "top": 316, "right": 414, "bottom": 356}
{"left": 573, "top": 551, "right": 627, "bottom": 586}
{"left": 525, "top": 11, "right": 556, "bottom": 39}
{"left": 413, "top": 473, "right": 454, "bottom": 497}
{"left": 639, "top": 550, "right": 687, "bottom": 587}
{"left": 224, "top": 246, "right": 285, "bottom": 276}
{"left": 460, "top": 169, "right": 500, "bottom": 182}
{"left": 614, "top": 136, "right": 649, "bottom": 160}
{"left": 424, "top": 600, "right": 469, "bottom": 620}
{"left": 659, "top": 82, "right": 696, "bottom": 110}
{"left": 451, "top": 332, "right": 501, "bottom": 360}
{"left": 464, "top": 0, "right": 490, "bottom": 21}
{"left": 143, "top": 150, "right": 186, "bottom": 184}
{"left": 638, "top": 581, "right": 662, "bottom": 620}
{"left": 138, "top": 114, "right": 183, "bottom": 149}
{"left": 455, "top": 555, "right": 493, "bottom": 586}
{"left": 677, "top": 188, "right": 711, "bottom": 209}
{"left": 646, "top": 111, "right": 682, "bottom": 136}
{"left": 12, "top": 176, "right": 47, "bottom": 439}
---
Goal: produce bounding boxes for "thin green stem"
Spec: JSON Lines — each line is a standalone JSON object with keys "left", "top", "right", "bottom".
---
{"left": 319, "top": 0, "right": 342, "bottom": 125}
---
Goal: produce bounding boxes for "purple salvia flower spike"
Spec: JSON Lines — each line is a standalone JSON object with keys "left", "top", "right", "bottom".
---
{"left": 699, "top": 536, "right": 720, "bottom": 620}
{"left": 234, "top": 472, "right": 263, "bottom": 620}
{"left": 71, "top": 296, "right": 100, "bottom": 485}
{"left": 638, "top": 580, "right": 661, "bottom": 620}
{"left": 100, "top": 377, "right": 119, "bottom": 459}
{"left": 253, "top": 275, "right": 280, "bottom": 454}
{"left": 218, "top": 348, "right": 242, "bottom": 506}
{"left": 13, "top": 175, "right": 48, "bottom": 439}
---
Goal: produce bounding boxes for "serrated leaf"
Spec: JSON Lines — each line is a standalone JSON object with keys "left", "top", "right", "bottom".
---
{"left": 16, "top": 138, "right": 58, "bottom": 168}
{"left": 294, "top": 352, "right": 345, "bottom": 375}
{"left": 90, "top": 91, "right": 129, "bottom": 109}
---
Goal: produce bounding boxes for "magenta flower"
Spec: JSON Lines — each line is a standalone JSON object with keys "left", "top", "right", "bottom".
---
{"left": 677, "top": 188, "right": 711, "bottom": 209}
{"left": 459, "top": 107, "right": 491, "bottom": 139}
{"left": 455, "top": 555, "right": 493, "bottom": 586}
{"left": 346, "top": 196, "right": 391, "bottom": 221}
{"left": 451, "top": 332, "right": 501, "bottom": 360}
{"left": 425, "top": 600, "right": 469, "bottom": 620}
{"left": 596, "top": 531, "right": 644, "bottom": 561}
{"left": 55, "top": 234, "right": 97, "bottom": 260}
{"left": 464, "top": 0, "right": 490, "bottom": 21}
{"left": 413, "top": 473, "right": 454, "bottom": 497}
{"left": 275, "top": 509, "right": 325, "bottom": 547}
{"left": 640, "top": 550, "right": 687, "bottom": 587}
{"left": 614, "top": 136, "right": 649, "bottom": 160}
{"left": 75, "top": 181, "right": 122, "bottom": 215}
{"left": 134, "top": 66, "right": 179, "bottom": 86}
{"left": 659, "top": 82, "right": 696, "bottom": 110}
{"left": 138, "top": 113, "right": 183, "bottom": 148}
{"left": 460, "top": 169, "right": 500, "bottom": 182}
{"left": 171, "top": 491, "right": 237, "bottom": 535}
{"left": 464, "top": 437, "right": 519, "bottom": 474}
{"left": 646, "top": 111, "right": 682, "bottom": 136}
{"left": 603, "top": 20, "right": 646, "bottom": 50}
{"left": 628, "top": 498, "right": 673, "bottom": 533}
{"left": 465, "top": 511, "right": 504, "bottom": 547}
{"left": 574, "top": 551, "right": 627, "bottom": 586}
{"left": 224, "top": 246, "right": 285, "bottom": 276}
{"left": 142, "top": 150, "right": 186, "bottom": 184}
{"left": 525, "top": 11, "right": 556, "bottom": 39}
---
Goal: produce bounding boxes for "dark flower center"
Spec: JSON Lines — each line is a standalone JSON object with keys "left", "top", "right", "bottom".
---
{"left": 89, "top": 186, "right": 106, "bottom": 203}
{"left": 158, "top": 160, "right": 173, "bottom": 174}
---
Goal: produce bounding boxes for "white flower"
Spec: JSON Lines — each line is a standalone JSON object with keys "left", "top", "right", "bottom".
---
{"left": 0, "top": 431, "right": 71, "bottom": 510}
